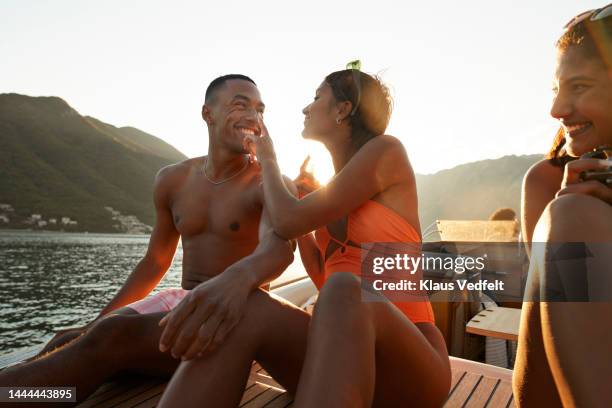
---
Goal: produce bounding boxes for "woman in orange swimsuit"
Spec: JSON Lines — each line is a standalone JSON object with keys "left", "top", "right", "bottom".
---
{"left": 246, "top": 68, "right": 450, "bottom": 406}
{"left": 158, "top": 68, "right": 450, "bottom": 408}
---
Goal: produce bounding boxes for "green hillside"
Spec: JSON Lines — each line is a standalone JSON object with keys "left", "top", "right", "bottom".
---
{"left": 416, "top": 154, "right": 542, "bottom": 236}
{"left": 0, "top": 92, "right": 542, "bottom": 235}
{"left": 0, "top": 93, "right": 187, "bottom": 232}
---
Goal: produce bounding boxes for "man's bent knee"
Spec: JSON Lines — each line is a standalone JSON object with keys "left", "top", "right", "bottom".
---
{"left": 79, "top": 314, "right": 139, "bottom": 354}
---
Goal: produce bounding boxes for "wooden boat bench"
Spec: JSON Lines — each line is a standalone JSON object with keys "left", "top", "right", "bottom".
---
{"left": 466, "top": 306, "right": 521, "bottom": 342}
{"left": 1, "top": 347, "right": 514, "bottom": 407}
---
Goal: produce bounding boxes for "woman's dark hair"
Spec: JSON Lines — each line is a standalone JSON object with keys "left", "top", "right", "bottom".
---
{"left": 546, "top": 127, "right": 572, "bottom": 167}
{"left": 489, "top": 207, "right": 517, "bottom": 221}
{"left": 556, "top": 12, "right": 611, "bottom": 69}
{"left": 324, "top": 70, "right": 393, "bottom": 150}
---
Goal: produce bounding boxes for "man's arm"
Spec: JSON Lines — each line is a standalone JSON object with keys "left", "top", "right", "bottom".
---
{"left": 223, "top": 176, "right": 297, "bottom": 290}
{"left": 40, "top": 167, "right": 180, "bottom": 352}
{"left": 222, "top": 216, "right": 294, "bottom": 290}
{"left": 97, "top": 166, "right": 180, "bottom": 317}
{"left": 158, "top": 177, "right": 297, "bottom": 360}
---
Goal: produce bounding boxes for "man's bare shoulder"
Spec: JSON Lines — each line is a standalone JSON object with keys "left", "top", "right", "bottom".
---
{"left": 156, "top": 157, "right": 203, "bottom": 183}
{"left": 153, "top": 157, "right": 204, "bottom": 203}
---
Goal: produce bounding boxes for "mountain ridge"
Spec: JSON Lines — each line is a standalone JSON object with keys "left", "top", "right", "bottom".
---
{"left": 0, "top": 93, "right": 187, "bottom": 232}
{"left": 0, "top": 93, "right": 544, "bottom": 233}
{"left": 416, "top": 154, "right": 542, "bottom": 233}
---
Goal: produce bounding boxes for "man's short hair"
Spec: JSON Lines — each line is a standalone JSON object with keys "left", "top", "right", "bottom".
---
{"left": 205, "top": 74, "right": 256, "bottom": 103}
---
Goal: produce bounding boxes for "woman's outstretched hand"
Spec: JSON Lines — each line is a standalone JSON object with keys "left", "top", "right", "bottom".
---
{"left": 557, "top": 158, "right": 612, "bottom": 205}
{"left": 294, "top": 156, "right": 321, "bottom": 197}
{"left": 243, "top": 119, "right": 277, "bottom": 163}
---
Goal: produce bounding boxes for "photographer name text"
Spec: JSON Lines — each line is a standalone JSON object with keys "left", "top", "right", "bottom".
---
{"left": 372, "top": 279, "right": 505, "bottom": 291}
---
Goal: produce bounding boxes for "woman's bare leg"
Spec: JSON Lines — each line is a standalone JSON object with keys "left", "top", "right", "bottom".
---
{"left": 157, "top": 289, "right": 310, "bottom": 408}
{"left": 537, "top": 194, "right": 612, "bottom": 407}
{"left": 294, "top": 272, "right": 451, "bottom": 408}
{"left": 514, "top": 237, "right": 563, "bottom": 408}
{"left": 514, "top": 299, "right": 563, "bottom": 407}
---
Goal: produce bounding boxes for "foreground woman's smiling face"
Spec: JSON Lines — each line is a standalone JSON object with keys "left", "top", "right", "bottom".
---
{"left": 551, "top": 46, "right": 612, "bottom": 156}
{"left": 301, "top": 82, "right": 338, "bottom": 141}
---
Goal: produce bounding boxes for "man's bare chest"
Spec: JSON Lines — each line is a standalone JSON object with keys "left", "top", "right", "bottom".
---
{"left": 170, "top": 176, "right": 262, "bottom": 240}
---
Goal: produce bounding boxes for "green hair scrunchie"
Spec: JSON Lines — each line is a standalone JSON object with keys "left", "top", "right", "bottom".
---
{"left": 346, "top": 60, "right": 361, "bottom": 70}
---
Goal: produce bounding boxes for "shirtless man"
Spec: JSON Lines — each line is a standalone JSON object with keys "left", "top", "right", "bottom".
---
{"left": 0, "top": 74, "right": 298, "bottom": 401}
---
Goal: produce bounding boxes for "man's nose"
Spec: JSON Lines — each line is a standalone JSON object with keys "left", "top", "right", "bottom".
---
{"left": 244, "top": 107, "right": 261, "bottom": 121}
{"left": 302, "top": 105, "right": 309, "bottom": 115}
{"left": 550, "top": 91, "right": 572, "bottom": 120}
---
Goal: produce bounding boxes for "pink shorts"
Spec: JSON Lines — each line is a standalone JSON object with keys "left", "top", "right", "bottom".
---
{"left": 126, "top": 288, "right": 190, "bottom": 314}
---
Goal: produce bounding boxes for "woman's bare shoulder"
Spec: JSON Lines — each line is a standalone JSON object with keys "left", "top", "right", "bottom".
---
{"left": 358, "top": 135, "right": 408, "bottom": 163}
{"left": 375, "top": 134, "right": 404, "bottom": 148}
{"left": 358, "top": 135, "right": 414, "bottom": 187}
{"left": 524, "top": 159, "right": 563, "bottom": 189}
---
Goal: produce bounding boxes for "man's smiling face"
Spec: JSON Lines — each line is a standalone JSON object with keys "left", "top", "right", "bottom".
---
{"left": 205, "top": 79, "right": 265, "bottom": 153}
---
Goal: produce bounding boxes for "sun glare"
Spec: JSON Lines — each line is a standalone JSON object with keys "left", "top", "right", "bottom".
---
{"left": 301, "top": 141, "right": 335, "bottom": 185}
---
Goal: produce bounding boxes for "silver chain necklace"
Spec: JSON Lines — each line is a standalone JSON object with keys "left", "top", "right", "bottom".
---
{"left": 203, "top": 157, "right": 250, "bottom": 185}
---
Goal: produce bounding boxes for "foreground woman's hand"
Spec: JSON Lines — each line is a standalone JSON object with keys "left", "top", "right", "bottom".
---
{"left": 158, "top": 268, "right": 251, "bottom": 360}
{"left": 243, "top": 119, "right": 277, "bottom": 163}
{"left": 557, "top": 158, "right": 612, "bottom": 205}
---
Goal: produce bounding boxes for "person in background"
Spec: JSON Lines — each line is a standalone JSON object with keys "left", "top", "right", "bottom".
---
{"left": 515, "top": 6, "right": 612, "bottom": 407}
{"left": 489, "top": 207, "right": 517, "bottom": 221}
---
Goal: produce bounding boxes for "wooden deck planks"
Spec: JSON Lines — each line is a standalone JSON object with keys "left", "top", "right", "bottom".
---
{"left": 89, "top": 380, "right": 164, "bottom": 407}
{"left": 444, "top": 371, "right": 482, "bottom": 407}
{"left": 241, "top": 387, "right": 287, "bottom": 408}
{"left": 239, "top": 382, "right": 272, "bottom": 406}
{"left": 72, "top": 367, "right": 512, "bottom": 408}
{"left": 449, "top": 369, "right": 466, "bottom": 392}
{"left": 2, "top": 349, "right": 514, "bottom": 408}
{"left": 261, "top": 392, "right": 294, "bottom": 408}
{"left": 486, "top": 380, "right": 514, "bottom": 408}
{"left": 114, "top": 383, "right": 167, "bottom": 408}
{"left": 78, "top": 377, "right": 148, "bottom": 407}
{"left": 249, "top": 371, "right": 284, "bottom": 389}
{"left": 465, "top": 376, "right": 499, "bottom": 408}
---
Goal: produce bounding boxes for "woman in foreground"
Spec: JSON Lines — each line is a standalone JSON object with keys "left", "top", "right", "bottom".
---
{"left": 515, "top": 6, "right": 612, "bottom": 407}
{"left": 159, "top": 68, "right": 451, "bottom": 407}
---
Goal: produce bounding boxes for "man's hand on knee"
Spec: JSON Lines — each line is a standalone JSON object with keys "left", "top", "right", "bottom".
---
{"left": 158, "top": 266, "right": 251, "bottom": 360}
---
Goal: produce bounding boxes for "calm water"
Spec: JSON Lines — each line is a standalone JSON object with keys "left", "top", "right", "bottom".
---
{"left": 0, "top": 231, "right": 305, "bottom": 355}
